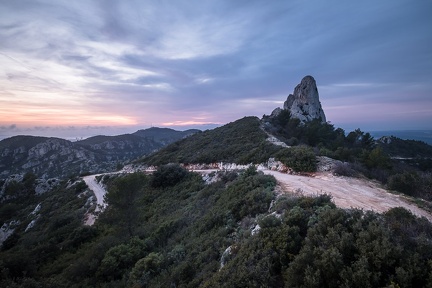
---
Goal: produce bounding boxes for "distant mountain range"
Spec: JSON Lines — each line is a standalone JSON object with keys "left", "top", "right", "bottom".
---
{"left": 0, "top": 127, "right": 199, "bottom": 179}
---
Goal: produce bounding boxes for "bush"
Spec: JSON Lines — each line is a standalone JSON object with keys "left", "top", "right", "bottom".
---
{"left": 130, "top": 252, "right": 164, "bottom": 281}
{"left": 333, "top": 162, "right": 355, "bottom": 177}
{"left": 276, "top": 146, "right": 317, "bottom": 172}
{"left": 151, "top": 164, "right": 188, "bottom": 188}
{"left": 362, "top": 147, "right": 391, "bottom": 169}
{"left": 74, "top": 180, "right": 87, "bottom": 194}
{"left": 388, "top": 172, "right": 419, "bottom": 196}
{"left": 97, "top": 237, "right": 149, "bottom": 281}
{"left": 259, "top": 215, "right": 281, "bottom": 228}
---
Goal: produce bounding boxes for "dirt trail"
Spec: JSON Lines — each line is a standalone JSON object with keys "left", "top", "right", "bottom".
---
{"left": 81, "top": 166, "right": 432, "bottom": 225}
{"left": 261, "top": 169, "right": 432, "bottom": 221}
{"left": 83, "top": 174, "right": 107, "bottom": 225}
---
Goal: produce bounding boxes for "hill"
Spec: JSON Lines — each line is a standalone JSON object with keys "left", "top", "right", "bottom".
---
{"left": 132, "top": 127, "right": 200, "bottom": 145}
{"left": 371, "top": 130, "right": 432, "bottom": 145}
{"left": 378, "top": 136, "right": 432, "bottom": 158}
{"left": 141, "top": 117, "right": 284, "bottom": 166}
{"left": 0, "top": 135, "right": 49, "bottom": 150}
{"left": 0, "top": 127, "right": 199, "bottom": 179}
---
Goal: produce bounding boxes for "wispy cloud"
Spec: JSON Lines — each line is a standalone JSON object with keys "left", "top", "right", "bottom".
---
{"left": 1, "top": 0, "right": 431, "bottom": 137}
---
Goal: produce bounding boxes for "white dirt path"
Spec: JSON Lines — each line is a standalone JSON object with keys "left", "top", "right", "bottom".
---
{"left": 81, "top": 166, "right": 432, "bottom": 225}
{"left": 83, "top": 174, "right": 107, "bottom": 226}
{"left": 261, "top": 169, "right": 432, "bottom": 221}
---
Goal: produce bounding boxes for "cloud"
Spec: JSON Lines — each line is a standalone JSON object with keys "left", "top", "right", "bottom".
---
{"left": 0, "top": 0, "right": 432, "bottom": 139}
{"left": 0, "top": 124, "right": 17, "bottom": 130}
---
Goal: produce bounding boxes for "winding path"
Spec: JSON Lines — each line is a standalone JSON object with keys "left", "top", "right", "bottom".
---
{"left": 82, "top": 166, "right": 432, "bottom": 226}
{"left": 83, "top": 174, "right": 107, "bottom": 225}
{"left": 262, "top": 169, "right": 432, "bottom": 221}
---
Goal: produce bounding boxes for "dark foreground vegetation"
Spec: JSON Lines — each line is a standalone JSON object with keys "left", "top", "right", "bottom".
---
{"left": 1, "top": 166, "right": 432, "bottom": 287}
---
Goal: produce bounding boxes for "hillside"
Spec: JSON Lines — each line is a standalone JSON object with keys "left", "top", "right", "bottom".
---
{"left": 378, "top": 136, "right": 432, "bottom": 158}
{"left": 1, "top": 167, "right": 431, "bottom": 287}
{"left": 76, "top": 134, "right": 161, "bottom": 162}
{"left": 132, "top": 127, "right": 200, "bottom": 145}
{"left": 0, "top": 135, "right": 152, "bottom": 179}
{"left": 142, "top": 117, "right": 284, "bottom": 165}
{"left": 0, "top": 135, "right": 49, "bottom": 150}
{"left": 76, "top": 134, "right": 145, "bottom": 146}
{"left": 0, "top": 127, "right": 199, "bottom": 179}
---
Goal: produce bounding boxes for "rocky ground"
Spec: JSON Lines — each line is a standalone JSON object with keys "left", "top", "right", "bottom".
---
{"left": 82, "top": 161, "right": 432, "bottom": 226}
{"left": 263, "top": 169, "right": 432, "bottom": 221}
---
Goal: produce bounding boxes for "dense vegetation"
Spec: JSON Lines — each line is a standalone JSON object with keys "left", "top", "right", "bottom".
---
{"left": 132, "top": 127, "right": 200, "bottom": 145}
{"left": 143, "top": 111, "right": 387, "bottom": 172}
{"left": 264, "top": 110, "right": 432, "bottom": 200}
{"left": 142, "top": 117, "right": 283, "bottom": 166}
{"left": 142, "top": 112, "right": 431, "bottom": 200}
{"left": 379, "top": 136, "right": 432, "bottom": 158}
{"left": 1, "top": 166, "right": 432, "bottom": 287}
{"left": 263, "top": 110, "right": 376, "bottom": 163}
{"left": 141, "top": 117, "right": 319, "bottom": 173}
{"left": 0, "top": 175, "right": 90, "bottom": 283}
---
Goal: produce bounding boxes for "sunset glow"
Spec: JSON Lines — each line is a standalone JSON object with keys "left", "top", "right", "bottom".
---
{"left": 1, "top": 1, "right": 431, "bottom": 139}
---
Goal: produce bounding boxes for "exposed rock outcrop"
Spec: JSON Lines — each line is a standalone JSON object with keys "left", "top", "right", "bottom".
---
{"left": 0, "top": 220, "right": 20, "bottom": 246}
{"left": 280, "top": 75, "right": 326, "bottom": 123}
{"left": 316, "top": 156, "right": 343, "bottom": 172}
{"left": 0, "top": 127, "right": 200, "bottom": 179}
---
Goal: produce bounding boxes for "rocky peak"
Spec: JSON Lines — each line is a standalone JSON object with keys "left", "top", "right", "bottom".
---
{"left": 282, "top": 75, "right": 326, "bottom": 123}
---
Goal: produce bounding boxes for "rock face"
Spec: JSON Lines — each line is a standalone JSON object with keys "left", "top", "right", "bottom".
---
{"left": 283, "top": 75, "right": 326, "bottom": 123}
{"left": 0, "top": 127, "right": 200, "bottom": 179}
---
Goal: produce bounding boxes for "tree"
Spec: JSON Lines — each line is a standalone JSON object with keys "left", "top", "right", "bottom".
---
{"left": 276, "top": 146, "right": 317, "bottom": 172}
{"left": 151, "top": 164, "right": 188, "bottom": 188}
{"left": 363, "top": 147, "right": 391, "bottom": 169}
{"left": 346, "top": 129, "right": 374, "bottom": 150}
{"left": 388, "top": 172, "right": 419, "bottom": 196}
{"left": 104, "top": 173, "right": 147, "bottom": 236}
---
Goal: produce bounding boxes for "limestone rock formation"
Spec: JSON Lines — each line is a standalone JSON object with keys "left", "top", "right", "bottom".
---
{"left": 282, "top": 75, "right": 326, "bottom": 123}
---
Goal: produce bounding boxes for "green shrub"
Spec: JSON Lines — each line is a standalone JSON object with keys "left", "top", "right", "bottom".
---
{"left": 97, "top": 237, "right": 149, "bottom": 281}
{"left": 151, "top": 164, "right": 188, "bottom": 188}
{"left": 333, "top": 162, "right": 355, "bottom": 177}
{"left": 259, "top": 214, "right": 281, "bottom": 228}
{"left": 362, "top": 147, "right": 391, "bottom": 169}
{"left": 276, "top": 146, "right": 317, "bottom": 172}
{"left": 130, "top": 252, "right": 164, "bottom": 281}
{"left": 388, "top": 172, "right": 419, "bottom": 196}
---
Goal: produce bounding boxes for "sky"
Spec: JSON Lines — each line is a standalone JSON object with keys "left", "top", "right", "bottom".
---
{"left": 1, "top": 0, "right": 431, "bottom": 140}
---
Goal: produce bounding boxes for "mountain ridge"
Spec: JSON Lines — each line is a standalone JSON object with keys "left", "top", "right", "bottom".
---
{"left": 0, "top": 127, "right": 200, "bottom": 179}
